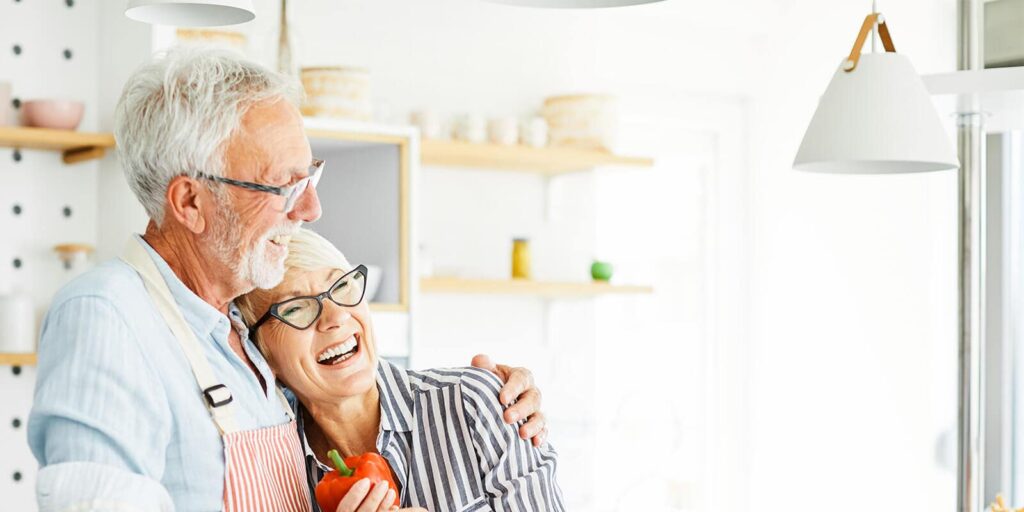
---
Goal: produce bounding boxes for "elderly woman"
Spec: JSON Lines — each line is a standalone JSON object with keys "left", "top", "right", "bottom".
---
{"left": 238, "top": 228, "right": 565, "bottom": 512}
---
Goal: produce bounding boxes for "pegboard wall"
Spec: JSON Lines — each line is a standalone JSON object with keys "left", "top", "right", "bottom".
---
{"left": 0, "top": 1, "right": 101, "bottom": 509}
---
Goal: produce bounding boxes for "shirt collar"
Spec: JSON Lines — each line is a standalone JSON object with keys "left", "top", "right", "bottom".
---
{"left": 294, "top": 358, "right": 418, "bottom": 466}
{"left": 135, "top": 234, "right": 227, "bottom": 337}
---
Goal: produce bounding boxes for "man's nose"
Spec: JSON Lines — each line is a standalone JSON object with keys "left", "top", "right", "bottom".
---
{"left": 289, "top": 184, "right": 321, "bottom": 223}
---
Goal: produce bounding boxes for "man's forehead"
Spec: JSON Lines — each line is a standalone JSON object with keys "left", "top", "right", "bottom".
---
{"left": 226, "top": 119, "right": 312, "bottom": 179}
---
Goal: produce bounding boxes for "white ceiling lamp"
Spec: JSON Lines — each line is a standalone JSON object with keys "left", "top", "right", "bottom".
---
{"left": 481, "top": 0, "right": 664, "bottom": 8}
{"left": 793, "top": 12, "right": 959, "bottom": 173}
{"left": 125, "top": 0, "right": 256, "bottom": 26}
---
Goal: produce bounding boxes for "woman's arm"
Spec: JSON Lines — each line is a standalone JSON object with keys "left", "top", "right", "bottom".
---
{"left": 460, "top": 368, "right": 566, "bottom": 512}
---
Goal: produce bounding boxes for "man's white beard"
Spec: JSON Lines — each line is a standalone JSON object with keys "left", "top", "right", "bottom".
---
{"left": 209, "top": 193, "right": 290, "bottom": 291}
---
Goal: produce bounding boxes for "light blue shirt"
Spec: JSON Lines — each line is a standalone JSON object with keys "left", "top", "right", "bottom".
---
{"left": 28, "top": 235, "right": 292, "bottom": 511}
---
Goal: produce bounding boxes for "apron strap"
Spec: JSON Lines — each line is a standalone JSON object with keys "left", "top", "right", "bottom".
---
{"left": 275, "top": 387, "right": 295, "bottom": 421}
{"left": 121, "top": 237, "right": 240, "bottom": 435}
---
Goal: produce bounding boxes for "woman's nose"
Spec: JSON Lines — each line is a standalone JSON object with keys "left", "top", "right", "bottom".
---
{"left": 318, "top": 299, "right": 351, "bottom": 330}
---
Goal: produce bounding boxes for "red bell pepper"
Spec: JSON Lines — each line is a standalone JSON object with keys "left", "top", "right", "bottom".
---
{"left": 315, "top": 449, "right": 399, "bottom": 512}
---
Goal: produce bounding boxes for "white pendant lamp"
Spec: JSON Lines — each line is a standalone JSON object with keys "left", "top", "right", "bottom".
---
{"left": 793, "top": 13, "right": 959, "bottom": 173}
{"left": 125, "top": 0, "right": 256, "bottom": 26}
{"left": 482, "top": 0, "right": 664, "bottom": 8}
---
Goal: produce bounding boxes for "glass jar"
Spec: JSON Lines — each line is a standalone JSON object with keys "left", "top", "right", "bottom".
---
{"left": 512, "top": 238, "right": 531, "bottom": 279}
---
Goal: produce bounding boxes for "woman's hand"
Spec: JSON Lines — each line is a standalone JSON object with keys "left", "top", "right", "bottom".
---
{"left": 333, "top": 479, "right": 424, "bottom": 512}
{"left": 471, "top": 354, "right": 548, "bottom": 447}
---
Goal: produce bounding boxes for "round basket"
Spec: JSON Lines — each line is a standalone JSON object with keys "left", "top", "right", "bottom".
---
{"left": 300, "top": 67, "right": 371, "bottom": 121}
{"left": 541, "top": 94, "right": 617, "bottom": 151}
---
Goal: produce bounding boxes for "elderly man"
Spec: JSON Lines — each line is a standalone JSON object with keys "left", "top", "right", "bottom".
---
{"left": 27, "top": 48, "right": 546, "bottom": 512}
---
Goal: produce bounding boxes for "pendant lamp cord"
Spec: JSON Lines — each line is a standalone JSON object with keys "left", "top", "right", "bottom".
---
{"left": 871, "top": 0, "right": 878, "bottom": 52}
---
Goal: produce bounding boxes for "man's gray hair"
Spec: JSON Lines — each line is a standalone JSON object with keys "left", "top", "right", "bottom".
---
{"left": 114, "top": 46, "right": 302, "bottom": 224}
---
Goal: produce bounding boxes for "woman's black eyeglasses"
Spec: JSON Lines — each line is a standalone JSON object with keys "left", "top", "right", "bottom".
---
{"left": 251, "top": 265, "right": 367, "bottom": 331}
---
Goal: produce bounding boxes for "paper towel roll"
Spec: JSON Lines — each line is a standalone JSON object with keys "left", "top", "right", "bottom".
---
{"left": 0, "top": 294, "right": 35, "bottom": 353}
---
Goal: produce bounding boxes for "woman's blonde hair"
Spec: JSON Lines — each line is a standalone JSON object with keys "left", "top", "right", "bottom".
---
{"left": 236, "top": 227, "right": 352, "bottom": 332}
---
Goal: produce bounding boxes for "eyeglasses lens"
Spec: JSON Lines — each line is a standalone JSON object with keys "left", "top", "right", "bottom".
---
{"left": 278, "top": 297, "right": 321, "bottom": 329}
{"left": 331, "top": 272, "right": 366, "bottom": 306}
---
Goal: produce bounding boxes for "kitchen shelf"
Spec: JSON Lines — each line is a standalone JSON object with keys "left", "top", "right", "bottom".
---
{"left": 922, "top": 66, "right": 1024, "bottom": 95}
{"left": 0, "top": 126, "right": 116, "bottom": 164}
{"left": 369, "top": 303, "right": 408, "bottom": 313}
{"left": 0, "top": 353, "right": 36, "bottom": 366}
{"left": 420, "top": 139, "right": 653, "bottom": 175}
{"left": 420, "top": 277, "right": 653, "bottom": 298}
{"left": 922, "top": 66, "right": 1024, "bottom": 133}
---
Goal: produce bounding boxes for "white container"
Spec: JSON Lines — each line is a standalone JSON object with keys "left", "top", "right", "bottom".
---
{"left": 410, "top": 110, "right": 444, "bottom": 140}
{"left": 541, "top": 94, "right": 617, "bottom": 151}
{"left": 488, "top": 117, "right": 518, "bottom": 146}
{"left": 0, "top": 293, "right": 35, "bottom": 353}
{"left": 520, "top": 117, "right": 548, "bottom": 148}
{"left": 0, "top": 82, "right": 11, "bottom": 127}
{"left": 300, "top": 66, "right": 372, "bottom": 121}
{"left": 454, "top": 113, "right": 487, "bottom": 143}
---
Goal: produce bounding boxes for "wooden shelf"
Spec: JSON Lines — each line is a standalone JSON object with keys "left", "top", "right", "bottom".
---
{"left": 0, "top": 353, "right": 37, "bottom": 366}
{"left": 369, "top": 303, "right": 408, "bottom": 313}
{"left": 0, "top": 126, "right": 116, "bottom": 164}
{"left": 421, "top": 139, "right": 653, "bottom": 175}
{"left": 420, "top": 277, "right": 653, "bottom": 298}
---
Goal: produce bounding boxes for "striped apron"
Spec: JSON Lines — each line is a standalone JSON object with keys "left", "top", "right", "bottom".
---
{"left": 122, "top": 237, "right": 312, "bottom": 512}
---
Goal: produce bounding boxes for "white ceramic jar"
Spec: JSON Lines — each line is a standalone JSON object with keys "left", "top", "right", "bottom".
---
{"left": 520, "top": 117, "right": 549, "bottom": 148}
{"left": 453, "top": 113, "right": 487, "bottom": 143}
{"left": 488, "top": 117, "right": 518, "bottom": 146}
{"left": 410, "top": 110, "right": 444, "bottom": 140}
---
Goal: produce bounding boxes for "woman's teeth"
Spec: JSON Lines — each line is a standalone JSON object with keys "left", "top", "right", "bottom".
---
{"left": 317, "top": 336, "right": 358, "bottom": 365}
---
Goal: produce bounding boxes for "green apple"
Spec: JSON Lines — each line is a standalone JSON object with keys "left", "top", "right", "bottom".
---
{"left": 590, "top": 261, "right": 614, "bottom": 281}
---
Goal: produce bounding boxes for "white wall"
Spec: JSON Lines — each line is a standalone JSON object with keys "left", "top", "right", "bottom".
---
{"left": 0, "top": 0, "right": 102, "bottom": 506}
{"left": 746, "top": 1, "right": 960, "bottom": 511}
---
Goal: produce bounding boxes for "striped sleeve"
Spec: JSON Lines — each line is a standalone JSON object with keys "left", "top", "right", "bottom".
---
{"left": 459, "top": 368, "right": 566, "bottom": 512}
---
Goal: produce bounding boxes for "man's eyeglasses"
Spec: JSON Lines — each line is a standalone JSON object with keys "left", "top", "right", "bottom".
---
{"left": 198, "top": 158, "right": 325, "bottom": 214}
{"left": 251, "top": 265, "right": 368, "bottom": 332}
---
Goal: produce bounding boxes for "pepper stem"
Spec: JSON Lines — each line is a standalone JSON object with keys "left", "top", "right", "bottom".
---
{"left": 327, "top": 449, "right": 354, "bottom": 477}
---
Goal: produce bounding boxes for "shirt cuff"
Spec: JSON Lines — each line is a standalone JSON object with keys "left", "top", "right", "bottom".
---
{"left": 36, "top": 462, "right": 175, "bottom": 512}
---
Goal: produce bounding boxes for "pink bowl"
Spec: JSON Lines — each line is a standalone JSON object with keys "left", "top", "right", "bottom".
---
{"left": 22, "top": 100, "right": 84, "bottom": 130}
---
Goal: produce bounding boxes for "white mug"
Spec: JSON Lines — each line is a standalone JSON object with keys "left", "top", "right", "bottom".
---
{"left": 410, "top": 110, "right": 443, "bottom": 140}
{"left": 520, "top": 117, "right": 549, "bottom": 148}
{"left": 454, "top": 113, "right": 486, "bottom": 143}
{"left": 488, "top": 117, "right": 518, "bottom": 146}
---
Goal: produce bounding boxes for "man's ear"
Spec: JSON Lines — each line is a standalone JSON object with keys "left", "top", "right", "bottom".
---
{"left": 165, "top": 175, "right": 210, "bottom": 234}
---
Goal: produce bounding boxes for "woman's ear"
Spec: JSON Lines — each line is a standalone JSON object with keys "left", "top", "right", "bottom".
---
{"left": 165, "top": 175, "right": 210, "bottom": 234}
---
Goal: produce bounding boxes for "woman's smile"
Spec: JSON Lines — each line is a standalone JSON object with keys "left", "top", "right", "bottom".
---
{"left": 315, "top": 332, "right": 362, "bottom": 367}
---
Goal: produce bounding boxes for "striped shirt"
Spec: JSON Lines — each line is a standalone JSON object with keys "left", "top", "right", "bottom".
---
{"left": 296, "top": 359, "right": 566, "bottom": 511}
